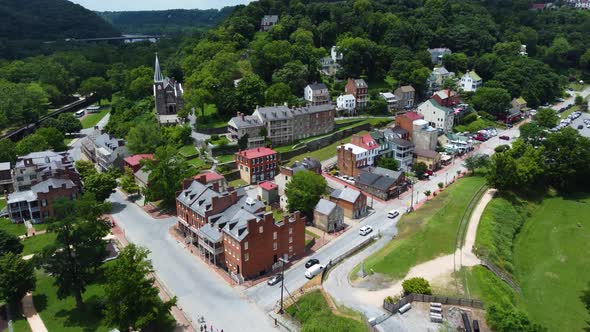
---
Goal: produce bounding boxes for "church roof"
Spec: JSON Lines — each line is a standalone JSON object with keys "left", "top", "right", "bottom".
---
{"left": 154, "top": 55, "right": 163, "bottom": 82}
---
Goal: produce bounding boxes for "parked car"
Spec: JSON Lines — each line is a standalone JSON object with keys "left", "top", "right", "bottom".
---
{"left": 359, "top": 225, "right": 373, "bottom": 236}
{"left": 305, "top": 258, "right": 320, "bottom": 268}
{"left": 499, "top": 135, "right": 510, "bottom": 140}
{"left": 267, "top": 274, "right": 283, "bottom": 286}
{"left": 578, "top": 125, "right": 584, "bottom": 130}
{"left": 556, "top": 97, "right": 565, "bottom": 102}
{"left": 305, "top": 264, "right": 325, "bottom": 279}
{"left": 387, "top": 210, "right": 400, "bottom": 219}
{"left": 506, "top": 124, "right": 513, "bottom": 128}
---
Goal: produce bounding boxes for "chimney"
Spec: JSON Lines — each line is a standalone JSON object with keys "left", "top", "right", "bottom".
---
{"left": 257, "top": 148, "right": 260, "bottom": 152}
{"left": 236, "top": 111, "right": 240, "bottom": 117}
{"left": 257, "top": 195, "right": 261, "bottom": 201}
{"left": 241, "top": 113, "right": 245, "bottom": 121}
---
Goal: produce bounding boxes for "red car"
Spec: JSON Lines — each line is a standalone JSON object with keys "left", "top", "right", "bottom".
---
{"left": 499, "top": 135, "right": 510, "bottom": 140}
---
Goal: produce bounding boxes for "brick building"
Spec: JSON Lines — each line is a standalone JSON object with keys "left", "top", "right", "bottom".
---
{"left": 336, "top": 143, "right": 369, "bottom": 178}
{"left": 330, "top": 186, "right": 367, "bottom": 219}
{"left": 432, "top": 89, "right": 460, "bottom": 108}
{"left": 175, "top": 179, "right": 305, "bottom": 281}
{"left": 123, "top": 154, "right": 154, "bottom": 173}
{"left": 394, "top": 111, "right": 424, "bottom": 138}
{"left": 235, "top": 147, "right": 279, "bottom": 184}
{"left": 0, "top": 162, "right": 13, "bottom": 194}
{"left": 12, "top": 151, "right": 80, "bottom": 192}
{"left": 194, "top": 171, "right": 227, "bottom": 192}
{"left": 345, "top": 78, "right": 369, "bottom": 109}
{"left": 6, "top": 178, "right": 79, "bottom": 223}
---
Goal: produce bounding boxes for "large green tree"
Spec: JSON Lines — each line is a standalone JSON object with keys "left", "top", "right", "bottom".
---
{"left": 377, "top": 157, "right": 400, "bottom": 171}
{"left": 79, "top": 77, "right": 112, "bottom": 103}
{"left": 104, "top": 244, "right": 176, "bottom": 331}
{"left": 0, "top": 253, "right": 36, "bottom": 306}
{"left": 126, "top": 121, "right": 163, "bottom": 154}
{"left": 0, "top": 139, "right": 16, "bottom": 164}
{"left": 285, "top": 170, "right": 327, "bottom": 219}
{"left": 84, "top": 172, "right": 117, "bottom": 201}
{"left": 534, "top": 108, "right": 558, "bottom": 128}
{"left": 40, "top": 195, "right": 110, "bottom": 309}
{"left": 120, "top": 167, "right": 140, "bottom": 195}
{"left": 142, "top": 145, "right": 190, "bottom": 208}
{"left": 0, "top": 230, "right": 23, "bottom": 256}
{"left": 471, "top": 87, "right": 511, "bottom": 118}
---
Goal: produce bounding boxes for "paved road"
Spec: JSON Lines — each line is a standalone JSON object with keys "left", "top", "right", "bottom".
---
{"left": 108, "top": 191, "right": 276, "bottom": 332}
{"left": 246, "top": 121, "right": 524, "bottom": 327}
{"left": 68, "top": 113, "right": 111, "bottom": 161}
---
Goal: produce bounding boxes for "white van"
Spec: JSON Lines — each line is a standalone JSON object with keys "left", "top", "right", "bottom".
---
{"left": 75, "top": 110, "right": 85, "bottom": 118}
{"left": 305, "top": 264, "right": 325, "bottom": 279}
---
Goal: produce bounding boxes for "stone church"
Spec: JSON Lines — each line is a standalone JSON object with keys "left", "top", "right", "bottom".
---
{"left": 153, "top": 55, "right": 184, "bottom": 125}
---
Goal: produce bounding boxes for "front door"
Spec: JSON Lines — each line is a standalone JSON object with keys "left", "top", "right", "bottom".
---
{"left": 273, "top": 254, "right": 278, "bottom": 263}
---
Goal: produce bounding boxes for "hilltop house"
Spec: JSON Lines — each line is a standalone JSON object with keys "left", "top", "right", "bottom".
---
{"left": 394, "top": 85, "right": 416, "bottom": 110}
{"left": 304, "top": 83, "right": 331, "bottom": 106}
{"left": 460, "top": 71, "right": 482, "bottom": 92}
{"left": 345, "top": 79, "right": 369, "bottom": 109}
{"left": 417, "top": 99, "right": 455, "bottom": 133}
{"left": 428, "top": 48, "right": 452, "bottom": 65}
{"left": 260, "top": 15, "right": 279, "bottom": 31}
{"left": 337, "top": 94, "right": 356, "bottom": 114}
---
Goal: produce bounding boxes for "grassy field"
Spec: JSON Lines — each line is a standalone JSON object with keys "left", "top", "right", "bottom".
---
{"left": 9, "top": 312, "right": 32, "bottom": 332}
{"left": 286, "top": 290, "right": 367, "bottom": 332}
{"left": 285, "top": 131, "right": 369, "bottom": 164}
{"left": 197, "top": 104, "right": 227, "bottom": 129}
{"left": 22, "top": 233, "right": 57, "bottom": 256}
{"left": 0, "top": 198, "right": 5, "bottom": 211}
{"left": 351, "top": 176, "right": 486, "bottom": 281}
{"left": 512, "top": 194, "right": 590, "bottom": 331}
{"left": 228, "top": 178, "right": 247, "bottom": 188}
{"left": 216, "top": 154, "right": 235, "bottom": 163}
{"left": 186, "top": 157, "right": 211, "bottom": 175}
{"left": 81, "top": 108, "right": 110, "bottom": 129}
{"left": 0, "top": 218, "right": 27, "bottom": 237}
{"left": 305, "top": 229, "right": 321, "bottom": 239}
{"left": 34, "top": 269, "right": 112, "bottom": 332}
{"left": 178, "top": 144, "right": 198, "bottom": 158}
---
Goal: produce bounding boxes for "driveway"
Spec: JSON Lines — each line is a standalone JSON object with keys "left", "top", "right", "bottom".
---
{"left": 108, "top": 191, "right": 276, "bottom": 332}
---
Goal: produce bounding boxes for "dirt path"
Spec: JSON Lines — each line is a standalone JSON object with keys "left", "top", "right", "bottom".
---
{"left": 351, "top": 189, "right": 496, "bottom": 307}
{"left": 22, "top": 293, "right": 48, "bottom": 332}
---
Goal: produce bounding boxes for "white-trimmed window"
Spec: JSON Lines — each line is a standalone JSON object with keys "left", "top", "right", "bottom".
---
{"left": 289, "top": 236, "right": 293, "bottom": 244}
{"left": 244, "top": 241, "right": 248, "bottom": 250}
{"left": 273, "top": 242, "right": 277, "bottom": 251}
{"left": 273, "top": 232, "right": 277, "bottom": 240}
{"left": 245, "top": 253, "right": 249, "bottom": 261}
{"left": 259, "top": 226, "right": 263, "bottom": 233}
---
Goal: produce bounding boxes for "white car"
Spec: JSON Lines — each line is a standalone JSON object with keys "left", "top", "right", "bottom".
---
{"left": 388, "top": 210, "right": 400, "bottom": 218}
{"left": 359, "top": 225, "right": 373, "bottom": 236}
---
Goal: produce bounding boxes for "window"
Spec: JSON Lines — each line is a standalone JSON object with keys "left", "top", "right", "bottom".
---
{"left": 259, "top": 226, "right": 263, "bottom": 233}
{"left": 240, "top": 165, "right": 243, "bottom": 170}
{"left": 246, "top": 167, "right": 249, "bottom": 172}
{"left": 244, "top": 241, "right": 248, "bottom": 250}
{"left": 289, "top": 236, "right": 293, "bottom": 244}
{"left": 273, "top": 242, "right": 277, "bottom": 251}
{"left": 245, "top": 253, "right": 249, "bottom": 261}
{"left": 273, "top": 232, "right": 277, "bottom": 240}
{"left": 41, "top": 199, "right": 47, "bottom": 207}
{"left": 289, "top": 246, "right": 293, "bottom": 253}
{"left": 289, "top": 227, "right": 292, "bottom": 234}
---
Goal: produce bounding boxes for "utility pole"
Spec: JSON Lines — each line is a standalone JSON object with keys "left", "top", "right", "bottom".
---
{"left": 409, "top": 177, "right": 415, "bottom": 211}
{"left": 278, "top": 257, "right": 288, "bottom": 314}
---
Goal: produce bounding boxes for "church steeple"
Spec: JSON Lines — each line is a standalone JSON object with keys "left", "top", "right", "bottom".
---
{"left": 154, "top": 54, "right": 163, "bottom": 82}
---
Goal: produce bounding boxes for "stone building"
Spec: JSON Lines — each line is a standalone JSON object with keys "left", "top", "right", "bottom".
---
{"left": 314, "top": 199, "right": 344, "bottom": 233}
{"left": 153, "top": 55, "right": 184, "bottom": 125}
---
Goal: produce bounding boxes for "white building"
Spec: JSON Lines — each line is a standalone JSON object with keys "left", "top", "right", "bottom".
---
{"left": 416, "top": 99, "right": 455, "bottom": 133}
{"left": 304, "top": 83, "right": 331, "bottom": 106}
{"left": 379, "top": 92, "right": 398, "bottom": 111}
{"left": 460, "top": 71, "right": 482, "bottom": 92}
{"left": 331, "top": 46, "right": 343, "bottom": 62}
{"left": 337, "top": 94, "right": 356, "bottom": 113}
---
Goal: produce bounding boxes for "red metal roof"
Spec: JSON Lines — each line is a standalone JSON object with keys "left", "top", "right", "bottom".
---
{"left": 236, "top": 147, "right": 277, "bottom": 159}
{"left": 259, "top": 181, "right": 278, "bottom": 191}
{"left": 124, "top": 154, "right": 154, "bottom": 166}
{"left": 402, "top": 111, "right": 423, "bottom": 121}
{"left": 195, "top": 171, "right": 224, "bottom": 182}
{"left": 352, "top": 134, "right": 380, "bottom": 150}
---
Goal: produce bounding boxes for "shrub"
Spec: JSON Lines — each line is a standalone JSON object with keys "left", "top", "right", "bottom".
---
{"left": 402, "top": 277, "right": 432, "bottom": 295}
{"left": 210, "top": 134, "right": 219, "bottom": 141}
{"left": 437, "top": 182, "right": 444, "bottom": 189}
{"left": 495, "top": 145, "right": 510, "bottom": 153}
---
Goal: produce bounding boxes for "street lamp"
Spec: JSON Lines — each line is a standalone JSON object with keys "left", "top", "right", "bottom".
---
{"left": 278, "top": 257, "right": 289, "bottom": 314}
{"left": 408, "top": 176, "right": 417, "bottom": 211}
{"left": 445, "top": 172, "right": 448, "bottom": 186}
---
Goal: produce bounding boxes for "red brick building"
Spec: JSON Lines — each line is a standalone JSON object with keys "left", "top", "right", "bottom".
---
{"left": 394, "top": 111, "right": 424, "bottom": 138}
{"left": 194, "top": 171, "right": 227, "bottom": 192}
{"left": 176, "top": 179, "right": 306, "bottom": 281}
{"left": 123, "top": 154, "right": 154, "bottom": 173}
{"left": 6, "top": 178, "right": 79, "bottom": 223}
{"left": 235, "top": 147, "right": 279, "bottom": 184}
{"left": 432, "top": 89, "right": 460, "bottom": 108}
{"left": 329, "top": 186, "right": 367, "bottom": 219}
{"left": 345, "top": 78, "right": 369, "bottom": 109}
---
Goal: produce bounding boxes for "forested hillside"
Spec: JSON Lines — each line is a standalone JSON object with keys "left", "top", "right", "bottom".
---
{"left": 0, "top": 0, "right": 119, "bottom": 40}
{"left": 99, "top": 7, "right": 235, "bottom": 35}
{"left": 180, "top": 0, "right": 590, "bottom": 123}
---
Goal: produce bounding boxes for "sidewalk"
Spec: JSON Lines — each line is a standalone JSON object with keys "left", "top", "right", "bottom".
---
{"left": 22, "top": 293, "right": 48, "bottom": 332}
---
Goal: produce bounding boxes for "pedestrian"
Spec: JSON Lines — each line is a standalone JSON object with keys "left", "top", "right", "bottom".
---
{"left": 211, "top": 325, "right": 213, "bottom": 332}
{"left": 200, "top": 326, "right": 203, "bottom": 332}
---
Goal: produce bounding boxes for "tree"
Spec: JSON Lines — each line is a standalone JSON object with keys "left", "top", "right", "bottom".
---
{"left": 377, "top": 157, "right": 400, "bottom": 171}
{"left": 15, "top": 133, "right": 49, "bottom": 156}
{"left": 486, "top": 304, "right": 545, "bottom": 332}
{"left": 423, "top": 190, "right": 431, "bottom": 198}
{"left": 126, "top": 121, "right": 162, "bottom": 154}
{"left": 442, "top": 53, "right": 468, "bottom": 73}
{"left": 36, "top": 127, "right": 66, "bottom": 151}
{"left": 104, "top": 244, "right": 176, "bottom": 331}
{"left": 266, "top": 82, "right": 293, "bottom": 105}
{"left": 519, "top": 122, "right": 543, "bottom": 145}
{"left": 235, "top": 74, "right": 267, "bottom": 114}
{"left": 142, "top": 146, "right": 190, "bottom": 208}
{"left": 486, "top": 140, "right": 545, "bottom": 191}
{"left": 75, "top": 160, "right": 97, "bottom": 180}
{"left": 575, "top": 95, "right": 585, "bottom": 106}
{"left": 40, "top": 196, "right": 110, "bottom": 309}
{"left": 0, "top": 139, "right": 16, "bottom": 164}
{"left": 79, "top": 77, "right": 112, "bottom": 104}
{"left": 412, "top": 162, "right": 428, "bottom": 179}
{"left": 84, "top": 172, "right": 117, "bottom": 201}
{"left": 471, "top": 87, "right": 511, "bottom": 118}
{"left": 463, "top": 154, "right": 490, "bottom": 175}
{"left": 534, "top": 108, "right": 558, "bottom": 128}
{"left": 285, "top": 170, "right": 327, "bottom": 219}
{"left": 0, "top": 230, "right": 23, "bottom": 256}
{"left": 57, "top": 113, "right": 82, "bottom": 133}
{"left": 0, "top": 253, "right": 36, "bottom": 306}
{"left": 543, "top": 128, "right": 590, "bottom": 191}
{"left": 237, "top": 133, "right": 249, "bottom": 150}
{"left": 402, "top": 277, "right": 432, "bottom": 296}
{"left": 368, "top": 97, "right": 389, "bottom": 115}
{"left": 120, "top": 167, "right": 140, "bottom": 195}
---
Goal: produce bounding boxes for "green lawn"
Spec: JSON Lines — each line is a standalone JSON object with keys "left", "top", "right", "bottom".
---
{"left": 462, "top": 265, "right": 518, "bottom": 308}
{"left": 286, "top": 290, "right": 367, "bottom": 332}
{"left": 178, "top": 144, "right": 198, "bottom": 158}
{"left": 9, "top": 312, "right": 32, "bottom": 332}
{"left": 512, "top": 194, "right": 590, "bottom": 331}
{"left": 22, "top": 233, "right": 57, "bottom": 256}
{"left": 197, "top": 104, "right": 227, "bottom": 129}
{"left": 33, "top": 269, "right": 112, "bottom": 332}
{"left": 559, "top": 105, "right": 580, "bottom": 119}
{"left": 0, "top": 218, "right": 27, "bottom": 237}
{"left": 32, "top": 222, "right": 50, "bottom": 232}
{"left": 0, "top": 198, "right": 5, "bottom": 211}
{"left": 351, "top": 176, "right": 486, "bottom": 281}
{"left": 208, "top": 136, "right": 231, "bottom": 146}
{"left": 81, "top": 109, "right": 110, "bottom": 129}
{"left": 216, "top": 154, "right": 235, "bottom": 163}
{"left": 228, "top": 178, "right": 247, "bottom": 188}
{"left": 306, "top": 229, "right": 321, "bottom": 239}
{"left": 285, "top": 131, "right": 369, "bottom": 164}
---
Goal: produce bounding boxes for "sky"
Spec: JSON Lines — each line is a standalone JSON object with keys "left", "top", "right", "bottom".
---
{"left": 68, "top": 0, "right": 252, "bottom": 11}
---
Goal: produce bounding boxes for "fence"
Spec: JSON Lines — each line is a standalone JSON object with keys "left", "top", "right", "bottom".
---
{"left": 383, "top": 293, "right": 484, "bottom": 314}
{"left": 480, "top": 259, "right": 522, "bottom": 293}
{"left": 320, "top": 235, "right": 375, "bottom": 282}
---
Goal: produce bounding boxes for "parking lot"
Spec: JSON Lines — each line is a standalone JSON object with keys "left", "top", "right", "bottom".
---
{"left": 568, "top": 112, "right": 590, "bottom": 138}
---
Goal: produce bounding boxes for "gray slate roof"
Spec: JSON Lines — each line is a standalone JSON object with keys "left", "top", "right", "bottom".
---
{"left": 307, "top": 83, "right": 328, "bottom": 91}
{"left": 330, "top": 187, "right": 361, "bottom": 203}
{"left": 262, "top": 15, "right": 279, "bottom": 25}
{"left": 315, "top": 199, "right": 337, "bottom": 216}
{"left": 31, "top": 178, "right": 76, "bottom": 194}
{"left": 0, "top": 162, "right": 10, "bottom": 171}
{"left": 356, "top": 172, "right": 397, "bottom": 191}
{"left": 354, "top": 79, "right": 368, "bottom": 88}
{"left": 94, "top": 134, "right": 123, "bottom": 152}
{"left": 228, "top": 114, "right": 263, "bottom": 129}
